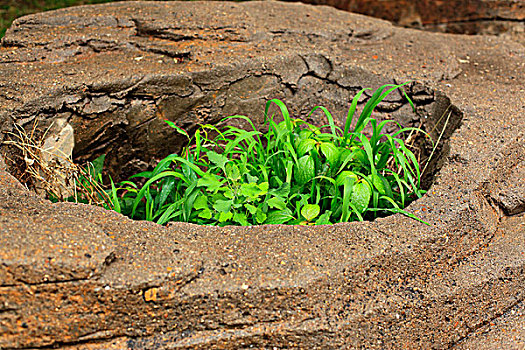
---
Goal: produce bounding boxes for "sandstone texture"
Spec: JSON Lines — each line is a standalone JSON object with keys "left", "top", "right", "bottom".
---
{"left": 0, "top": 1, "right": 524, "bottom": 349}
{"left": 295, "top": 0, "right": 525, "bottom": 44}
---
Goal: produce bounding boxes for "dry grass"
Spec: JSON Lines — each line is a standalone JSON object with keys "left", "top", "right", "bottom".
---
{"left": 3, "top": 121, "right": 113, "bottom": 208}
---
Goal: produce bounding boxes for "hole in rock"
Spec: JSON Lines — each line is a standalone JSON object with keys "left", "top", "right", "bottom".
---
{"left": 3, "top": 71, "right": 463, "bottom": 225}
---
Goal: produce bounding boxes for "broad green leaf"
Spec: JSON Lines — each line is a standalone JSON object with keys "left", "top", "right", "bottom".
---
{"left": 269, "top": 182, "right": 291, "bottom": 198}
{"left": 207, "top": 151, "right": 228, "bottom": 169}
{"left": 372, "top": 173, "right": 393, "bottom": 198}
{"left": 240, "top": 182, "right": 268, "bottom": 198}
{"left": 354, "top": 149, "right": 369, "bottom": 166}
{"left": 336, "top": 171, "right": 358, "bottom": 187}
{"left": 297, "top": 139, "right": 317, "bottom": 157}
{"left": 193, "top": 195, "right": 208, "bottom": 210}
{"left": 233, "top": 212, "right": 249, "bottom": 226}
{"left": 225, "top": 163, "right": 241, "bottom": 181}
{"left": 371, "top": 173, "right": 386, "bottom": 195}
{"left": 259, "top": 182, "right": 269, "bottom": 192}
{"left": 265, "top": 209, "right": 294, "bottom": 224}
{"left": 158, "top": 177, "right": 176, "bottom": 209}
{"left": 198, "top": 208, "right": 212, "bottom": 219}
{"left": 294, "top": 155, "right": 315, "bottom": 186}
{"left": 319, "top": 142, "right": 339, "bottom": 165}
{"left": 218, "top": 211, "right": 233, "bottom": 223}
{"left": 255, "top": 208, "right": 267, "bottom": 224}
{"left": 297, "top": 193, "right": 311, "bottom": 211}
{"left": 246, "top": 174, "right": 259, "bottom": 183}
{"left": 267, "top": 196, "right": 287, "bottom": 210}
{"left": 213, "top": 199, "right": 233, "bottom": 213}
{"left": 245, "top": 203, "right": 258, "bottom": 215}
{"left": 301, "top": 204, "right": 320, "bottom": 222}
{"left": 223, "top": 188, "right": 235, "bottom": 199}
{"left": 351, "top": 181, "right": 372, "bottom": 213}
{"left": 315, "top": 210, "right": 332, "bottom": 225}
{"left": 197, "top": 174, "right": 223, "bottom": 193}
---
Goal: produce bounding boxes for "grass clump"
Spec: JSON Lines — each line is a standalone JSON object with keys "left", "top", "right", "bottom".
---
{"left": 4, "top": 121, "right": 114, "bottom": 208}
{"left": 106, "top": 82, "right": 430, "bottom": 226}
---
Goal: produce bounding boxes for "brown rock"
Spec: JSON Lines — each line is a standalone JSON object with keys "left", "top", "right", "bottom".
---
{"left": 0, "top": 1, "right": 524, "bottom": 349}
{"left": 294, "top": 0, "right": 525, "bottom": 42}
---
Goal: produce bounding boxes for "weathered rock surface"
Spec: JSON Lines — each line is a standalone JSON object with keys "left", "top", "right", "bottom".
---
{"left": 295, "top": 0, "right": 525, "bottom": 44}
{"left": 0, "top": 1, "right": 524, "bottom": 349}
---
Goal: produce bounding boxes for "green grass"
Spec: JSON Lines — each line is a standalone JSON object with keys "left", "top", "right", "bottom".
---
{"left": 77, "top": 82, "right": 431, "bottom": 226}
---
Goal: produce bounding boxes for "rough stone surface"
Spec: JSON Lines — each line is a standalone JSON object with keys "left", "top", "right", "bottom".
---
{"left": 0, "top": 1, "right": 524, "bottom": 349}
{"left": 294, "top": 0, "right": 525, "bottom": 44}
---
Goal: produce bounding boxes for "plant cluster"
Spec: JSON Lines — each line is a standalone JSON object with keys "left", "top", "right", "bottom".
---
{"left": 102, "top": 82, "right": 429, "bottom": 226}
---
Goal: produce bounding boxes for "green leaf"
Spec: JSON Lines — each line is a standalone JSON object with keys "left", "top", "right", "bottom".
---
{"left": 255, "top": 208, "right": 267, "bottom": 224}
{"left": 344, "top": 88, "right": 368, "bottom": 140}
{"left": 157, "top": 202, "right": 182, "bottom": 225}
{"left": 240, "top": 182, "right": 268, "bottom": 199}
{"left": 341, "top": 176, "right": 356, "bottom": 222}
{"left": 158, "top": 177, "right": 176, "bottom": 209}
{"left": 371, "top": 173, "right": 393, "bottom": 198}
{"left": 265, "top": 99, "right": 293, "bottom": 143}
{"left": 315, "top": 210, "right": 332, "bottom": 225}
{"left": 245, "top": 203, "right": 257, "bottom": 214}
{"left": 213, "top": 199, "right": 233, "bottom": 213}
{"left": 225, "top": 162, "right": 241, "bottom": 181}
{"left": 294, "top": 155, "right": 315, "bottom": 186}
{"left": 218, "top": 211, "right": 233, "bottom": 223}
{"left": 233, "top": 212, "right": 249, "bottom": 226}
{"left": 265, "top": 209, "right": 294, "bottom": 224}
{"left": 197, "top": 174, "right": 223, "bottom": 193}
{"left": 354, "top": 149, "right": 369, "bottom": 166}
{"left": 91, "top": 154, "right": 106, "bottom": 179}
{"left": 259, "top": 182, "right": 269, "bottom": 192}
{"left": 319, "top": 142, "right": 339, "bottom": 165}
{"left": 130, "top": 171, "right": 189, "bottom": 219}
{"left": 336, "top": 171, "right": 358, "bottom": 187}
{"left": 198, "top": 208, "right": 212, "bottom": 219}
{"left": 269, "top": 182, "right": 291, "bottom": 198}
{"left": 182, "top": 185, "right": 200, "bottom": 222}
{"left": 193, "top": 195, "right": 208, "bottom": 210}
{"left": 222, "top": 187, "right": 235, "bottom": 199}
{"left": 371, "top": 173, "right": 386, "bottom": 195}
{"left": 267, "top": 196, "right": 287, "bottom": 210}
{"left": 164, "top": 120, "right": 189, "bottom": 138}
{"left": 297, "top": 139, "right": 317, "bottom": 157}
{"left": 207, "top": 151, "right": 228, "bottom": 169}
{"left": 351, "top": 181, "right": 372, "bottom": 213}
{"left": 246, "top": 174, "right": 259, "bottom": 183}
{"left": 301, "top": 204, "right": 320, "bottom": 222}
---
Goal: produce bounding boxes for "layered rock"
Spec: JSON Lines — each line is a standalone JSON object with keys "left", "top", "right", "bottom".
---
{"left": 0, "top": 1, "right": 524, "bottom": 349}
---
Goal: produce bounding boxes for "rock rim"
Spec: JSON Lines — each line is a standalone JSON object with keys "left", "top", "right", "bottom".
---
{"left": 0, "top": 1, "right": 524, "bottom": 349}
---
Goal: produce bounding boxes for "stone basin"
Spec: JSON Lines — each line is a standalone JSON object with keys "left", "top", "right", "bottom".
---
{"left": 0, "top": 1, "right": 524, "bottom": 349}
